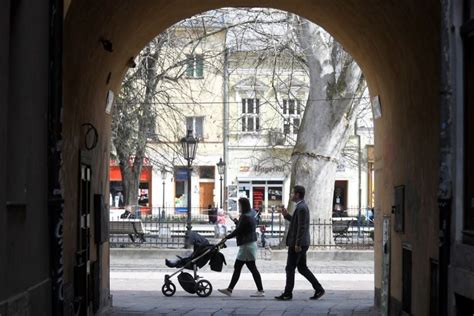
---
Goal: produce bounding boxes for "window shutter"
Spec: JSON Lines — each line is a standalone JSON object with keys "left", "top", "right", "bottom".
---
{"left": 196, "top": 117, "right": 203, "bottom": 137}
{"left": 185, "top": 55, "right": 194, "bottom": 77}
{"left": 195, "top": 55, "right": 203, "bottom": 77}
{"left": 186, "top": 117, "right": 193, "bottom": 132}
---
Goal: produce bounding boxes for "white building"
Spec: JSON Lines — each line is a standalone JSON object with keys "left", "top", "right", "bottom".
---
{"left": 114, "top": 21, "right": 374, "bottom": 217}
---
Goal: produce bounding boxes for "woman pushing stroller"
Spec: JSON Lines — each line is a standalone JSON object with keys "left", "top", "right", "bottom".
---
{"left": 218, "top": 197, "right": 265, "bottom": 297}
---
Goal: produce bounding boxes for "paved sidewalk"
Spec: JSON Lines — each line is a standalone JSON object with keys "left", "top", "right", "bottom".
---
{"left": 106, "top": 272, "right": 374, "bottom": 315}
{"left": 104, "top": 244, "right": 376, "bottom": 315}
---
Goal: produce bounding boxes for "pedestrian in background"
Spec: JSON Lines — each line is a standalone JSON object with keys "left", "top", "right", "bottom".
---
{"left": 215, "top": 209, "right": 227, "bottom": 238}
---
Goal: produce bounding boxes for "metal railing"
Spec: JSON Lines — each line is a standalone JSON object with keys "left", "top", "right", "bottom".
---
{"left": 111, "top": 206, "right": 374, "bottom": 220}
{"left": 109, "top": 213, "right": 374, "bottom": 249}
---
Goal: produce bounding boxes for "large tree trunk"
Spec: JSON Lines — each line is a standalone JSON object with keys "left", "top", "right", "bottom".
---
{"left": 290, "top": 113, "right": 353, "bottom": 244}
{"left": 286, "top": 16, "right": 364, "bottom": 245}
{"left": 120, "top": 163, "right": 140, "bottom": 208}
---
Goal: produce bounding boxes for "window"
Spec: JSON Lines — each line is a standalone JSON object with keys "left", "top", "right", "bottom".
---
{"left": 282, "top": 99, "right": 302, "bottom": 134}
{"left": 283, "top": 120, "right": 290, "bottom": 134}
{"left": 175, "top": 167, "right": 188, "bottom": 210}
{"left": 186, "top": 116, "right": 203, "bottom": 138}
{"left": 241, "top": 98, "right": 260, "bottom": 132}
{"left": 333, "top": 180, "right": 348, "bottom": 213}
{"left": 293, "top": 118, "right": 300, "bottom": 134}
{"left": 185, "top": 54, "right": 203, "bottom": 78}
{"left": 110, "top": 181, "right": 124, "bottom": 208}
{"left": 267, "top": 187, "right": 283, "bottom": 209}
{"left": 238, "top": 180, "right": 284, "bottom": 213}
{"left": 138, "top": 182, "right": 149, "bottom": 207}
{"left": 199, "top": 166, "right": 214, "bottom": 179}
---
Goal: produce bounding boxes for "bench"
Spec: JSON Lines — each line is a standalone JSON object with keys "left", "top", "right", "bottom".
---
{"left": 169, "top": 225, "right": 217, "bottom": 238}
{"left": 109, "top": 219, "right": 147, "bottom": 243}
{"left": 332, "top": 219, "right": 353, "bottom": 241}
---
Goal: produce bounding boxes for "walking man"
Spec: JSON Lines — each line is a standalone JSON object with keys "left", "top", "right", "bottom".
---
{"left": 275, "top": 185, "right": 325, "bottom": 301}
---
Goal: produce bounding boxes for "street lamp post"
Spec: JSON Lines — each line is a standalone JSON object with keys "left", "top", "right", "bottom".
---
{"left": 180, "top": 129, "right": 198, "bottom": 248}
{"left": 216, "top": 158, "right": 226, "bottom": 209}
{"left": 161, "top": 167, "right": 167, "bottom": 220}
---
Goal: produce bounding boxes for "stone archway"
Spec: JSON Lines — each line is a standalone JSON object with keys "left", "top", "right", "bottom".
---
{"left": 62, "top": 1, "right": 440, "bottom": 314}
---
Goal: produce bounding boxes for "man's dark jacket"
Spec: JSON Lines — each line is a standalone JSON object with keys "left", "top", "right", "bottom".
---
{"left": 284, "top": 200, "right": 311, "bottom": 247}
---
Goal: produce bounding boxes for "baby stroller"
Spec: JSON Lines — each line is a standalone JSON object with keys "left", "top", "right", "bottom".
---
{"left": 162, "top": 232, "right": 226, "bottom": 297}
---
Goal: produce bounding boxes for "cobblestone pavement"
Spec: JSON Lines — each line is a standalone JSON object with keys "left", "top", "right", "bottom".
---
{"left": 104, "top": 290, "right": 375, "bottom": 316}
{"left": 105, "top": 245, "right": 376, "bottom": 315}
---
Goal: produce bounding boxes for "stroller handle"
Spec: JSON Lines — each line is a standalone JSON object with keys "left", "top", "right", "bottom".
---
{"left": 215, "top": 239, "right": 227, "bottom": 249}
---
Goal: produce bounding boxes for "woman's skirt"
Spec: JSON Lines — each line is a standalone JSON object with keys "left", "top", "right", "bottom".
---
{"left": 236, "top": 241, "right": 258, "bottom": 261}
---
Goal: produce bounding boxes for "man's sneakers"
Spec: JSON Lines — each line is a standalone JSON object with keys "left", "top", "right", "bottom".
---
{"left": 218, "top": 288, "right": 232, "bottom": 297}
{"left": 274, "top": 289, "right": 325, "bottom": 301}
{"left": 274, "top": 293, "right": 293, "bottom": 301}
{"left": 310, "top": 288, "right": 325, "bottom": 300}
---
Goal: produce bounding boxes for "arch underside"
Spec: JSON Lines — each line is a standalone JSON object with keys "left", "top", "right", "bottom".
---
{"left": 64, "top": 1, "right": 440, "bottom": 314}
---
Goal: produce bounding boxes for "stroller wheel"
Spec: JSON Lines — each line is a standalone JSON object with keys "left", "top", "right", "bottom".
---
{"left": 196, "top": 280, "right": 212, "bottom": 297}
{"left": 162, "top": 282, "right": 176, "bottom": 297}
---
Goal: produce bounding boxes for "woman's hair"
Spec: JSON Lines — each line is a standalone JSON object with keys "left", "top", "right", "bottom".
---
{"left": 238, "top": 197, "right": 251, "bottom": 213}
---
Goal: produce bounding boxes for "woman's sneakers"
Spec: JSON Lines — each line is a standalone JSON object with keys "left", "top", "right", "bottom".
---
{"left": 218, "top": 288, "right": 232, "bottom": 297}
{"left": 250, "top": 291, "right": 265, "bottom": 297}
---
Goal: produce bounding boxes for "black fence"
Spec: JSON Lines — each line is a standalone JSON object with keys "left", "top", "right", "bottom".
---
{"left": 109, "top": 214, "right": 374, "bottom": 249}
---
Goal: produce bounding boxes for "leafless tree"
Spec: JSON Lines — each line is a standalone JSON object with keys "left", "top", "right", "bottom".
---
{"left": 112, "top": 8, "right": 372, "bottom": 225}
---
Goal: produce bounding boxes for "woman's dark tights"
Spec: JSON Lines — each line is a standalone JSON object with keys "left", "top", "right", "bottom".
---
{"left": 228, "top": 259, "right": 263, "bottom": 291}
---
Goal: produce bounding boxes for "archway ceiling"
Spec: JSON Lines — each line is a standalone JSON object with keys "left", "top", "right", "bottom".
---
{"left": 64, "top": 0, "right": 439, "bottom": 99}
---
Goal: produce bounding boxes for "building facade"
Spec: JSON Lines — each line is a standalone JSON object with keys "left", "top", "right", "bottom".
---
{"left": 2, "top": 1, "right": 473, "bottom": 315}
{"left": 118, "top": 24, "right": 375, "bottom": 217}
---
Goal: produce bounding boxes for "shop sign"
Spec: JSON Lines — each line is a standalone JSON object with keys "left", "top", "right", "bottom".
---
{"left": 240, "top": 166, "right": 250, "bottom": 172}
{"left": 175, "top": 168, "right": 188, "bottom": 181}
{"left": 110, "top": 156, "right": 151, "bottom": 166}
{"left": 254, "top": 165, "right": 285, "bottom": 173}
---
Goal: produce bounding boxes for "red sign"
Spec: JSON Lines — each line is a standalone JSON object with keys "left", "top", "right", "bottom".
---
{"left": 253, "top": 188, "right": 264, "bottom": 210}
{"left": 109, "top": 166, "right": 152, "bottom": 181}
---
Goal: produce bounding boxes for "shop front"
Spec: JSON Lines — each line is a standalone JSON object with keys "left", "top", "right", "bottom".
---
{"left": 235, "top": 179, "right": 285, "bottom": 213}
{"left": 109, "top": 163, "right": 153, "bottom": 216}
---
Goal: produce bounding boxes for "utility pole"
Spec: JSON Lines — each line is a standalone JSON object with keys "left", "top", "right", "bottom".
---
{"left": 223, "top": 43, "right": 229, "bottom": 211}
{"left": 356, "top": 120, "right": 362, "bottom": 237}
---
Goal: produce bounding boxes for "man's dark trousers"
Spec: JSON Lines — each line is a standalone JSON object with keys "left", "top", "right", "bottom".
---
{"left": 284, "top": 246, "right": 323, "bottom": 295}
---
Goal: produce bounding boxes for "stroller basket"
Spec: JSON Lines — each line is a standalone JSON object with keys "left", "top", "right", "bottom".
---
{"left": 178, "top": 272, "right": 196, "bottom": 294}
